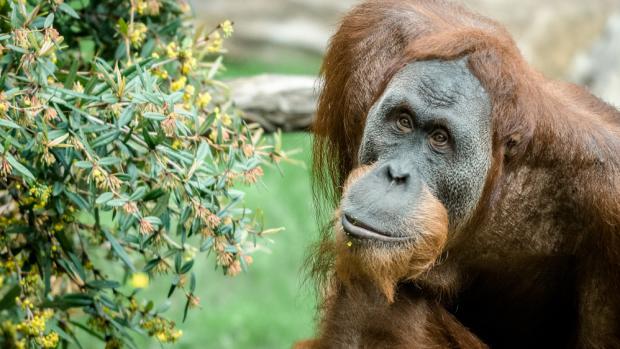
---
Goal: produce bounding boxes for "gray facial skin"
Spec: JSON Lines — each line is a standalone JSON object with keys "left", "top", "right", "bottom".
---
{"left": 341, "top": 58, "right": 492, "bottom": 239}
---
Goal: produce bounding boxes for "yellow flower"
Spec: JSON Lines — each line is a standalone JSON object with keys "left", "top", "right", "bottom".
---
{"left": 36, "top": 331, "right": 59, "bottom": 348}
{"left": 42, "top": 309, "right": 54, "bottom": 320}
{"left": 128, "top": 22, "right": 148, "bottom": 47}
{"left": 73, "top": 81, "right": 84, "bottom": 93}
{"left": 155, "top": 331, "right": 168, "bottom": 342}
{"left": 165, "top": 42, "right": 178, "bottom": 59}
{"left": 171, "top": 329, "right": 183, "bottom": 341}
{"left": 208, "top": 131, "right": 217, "bottom": 142}
{"left": 129, "top": 272, "right": 149, "bottom": 288}
{"left": 197, "top": 92, "right": 211, "bottom": 109}
{"left": 206, "top": 32, "right": 223, "bottom": 53}
{"left": 136, "top": 0, "right": 147, "bottom": 14}
{"left": 179, "top": 48, "right": 193, "bottom": 60}
{"left": 0, "top": 101, "right": 9, "bottom": 115}
{"left": 137, "top": 0, "right": 160, "bottom": 16}
{"left": 181, "top": 57, "right": 196, "bottom": 75}
{"left": 153, "top": 68, "right": 168, "bottom": 80}
{"left": 171, "top": 139, "right": 182, "bottom": 149}
{"left": 170, "top": 76, "right": 186, "bottom": 92}
{"left": 16, "top": 312, "right": 47, "bottom": 336}
{"left": 220, "top": 20, "right": 234, "bottom": 38}
{"left": 221, "top": 113, "right": 232, "bottom": 127}
{"left": 183, "top": 84, "right": 195, "bottom": 103}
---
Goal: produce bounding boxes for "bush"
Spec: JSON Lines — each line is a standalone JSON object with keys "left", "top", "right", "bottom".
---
{"left": 0, "top": 0, "right": 286, "bottom": 347}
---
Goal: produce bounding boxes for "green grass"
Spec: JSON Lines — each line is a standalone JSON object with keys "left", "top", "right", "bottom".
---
{"left": 129, "top": 133, "right": 318, "bottom": 349}
{"left": 219, "top": 54, "right": 322, "bottom": 79}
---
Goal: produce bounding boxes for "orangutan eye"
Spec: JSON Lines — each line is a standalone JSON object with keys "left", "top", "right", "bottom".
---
{"left": 395, "top": 114, "right": 413, "bottom": 133}
{"left": 429, "top": 128, "right": 450, "bottom": 149}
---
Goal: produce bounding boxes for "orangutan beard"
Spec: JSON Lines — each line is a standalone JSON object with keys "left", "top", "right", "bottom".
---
{"left": 333, "top": 167, "right": 449, "bottom": 302}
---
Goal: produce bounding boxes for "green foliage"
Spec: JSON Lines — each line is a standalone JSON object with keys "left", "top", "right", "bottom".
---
{"left": 0, "top": 0, "right": 287, "bottom": 348}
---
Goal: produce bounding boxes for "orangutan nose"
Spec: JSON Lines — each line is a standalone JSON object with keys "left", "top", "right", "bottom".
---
{"left": 385, "top": 163, "right": 410, "bottom": 185}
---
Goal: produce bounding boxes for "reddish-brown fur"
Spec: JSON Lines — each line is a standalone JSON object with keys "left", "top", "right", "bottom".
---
{"left": 297, "top": 282, "right": 487, "bottom": 349}
{"left": 333, "top": 166, "right": 449, "bottom": 302}
{"left": 309, "top": 0, "right": 620, "bottom": 348}
{"left": 300, "top": 167, "right": 485, "bottom": 348}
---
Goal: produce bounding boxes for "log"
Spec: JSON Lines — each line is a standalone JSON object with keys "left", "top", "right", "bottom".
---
{"left": 228, "top": 74, "right": 318, "bottom": 132}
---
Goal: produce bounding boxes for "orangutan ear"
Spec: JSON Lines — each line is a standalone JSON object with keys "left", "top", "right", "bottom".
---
{"left": 504, "top": 133, "right": 524, "bottom": 160}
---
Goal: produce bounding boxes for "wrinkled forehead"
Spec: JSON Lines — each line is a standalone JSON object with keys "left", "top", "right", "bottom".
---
{"left": 378, "top": 58, "right": 489, "bottom": 112}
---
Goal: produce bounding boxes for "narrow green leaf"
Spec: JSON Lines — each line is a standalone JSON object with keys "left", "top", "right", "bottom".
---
{"left": 106, "top": 198, "right": 128, "bottom": 207}
{"left": 180, "top": 260, "right": 194, "bottom": 274}
{"left": 118, "top": 105, "right": 134, "bottom": 127}
{"left": 6, "top": 154, "right": 35, "bottom": 180}
{"left": 102, "top": 228, "right": 136, "bottom": 272}
{"left": 91, "top": 130, "right": 120, "bottom": 148}
{"left": 143, "top": 258, "right": 160, "bottom": 273}
{"left": 0, "top": 118, "right": 21, "bottom": 129}
{"left": 65, "top": 191, "right": 89, "bottom": 210}
{"left": 75, "top": 161, "right": 93, "bottom": 169}
{"left": 69, "top": 320, "right": 105, "bottom": 341}
{"left": 67, "top": 252, "right": 86, "bottom": 280}
{"left": 44, "top": 13, "right": 54, "bottom": 28}
{"left": 142, "top": 188, "right": 165, "bottom": 201}
{"left": 99, "top": 156, "right": 121, "bottom": 166}
{"left": 143, "top": 112, "right": 166, "bottom": 121}
{"left": 129, "top": 187, "right": 147, "bottom": 201}
{"left": 87, "top": 280, "right": 121, "bottom": 289}
{"left": 95, "top": 192, "right": 114, "bottom": 205}
{"left": 143, "top": 216, "right": 161, "bottom": 226}
{"left": 50, "top": 293, "right": 93, "bottom": 310}
{"left": 59, "top": 3, "right": 80, "bottom": 19}
{"left": 183, "top": 296, "right": 191, "bottom": 322}
{"left": 167, "top": 284, "right": 176, "bottom": 298}
{"left": 117, "top": 18, "right": 128, "bottom": 35}
{"left": 201, "top": 238, "right": 214, "bottom": 253}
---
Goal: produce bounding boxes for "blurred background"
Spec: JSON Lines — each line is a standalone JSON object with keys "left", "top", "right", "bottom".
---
{"left": 139, "top": 1, "right": 620, "bottom": 348}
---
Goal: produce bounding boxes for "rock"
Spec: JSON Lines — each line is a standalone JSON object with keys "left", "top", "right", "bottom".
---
{"left": 229, "top": 75, "right": 318, "bottom": 131}
{"left": 570, "top": 13, "right": 620, "bottom": 107}
{"left": 206, "top": 1, "right": 620, "bottom": 131}
{"left": 190, "top": 0, "right": 617, "bottom": 79}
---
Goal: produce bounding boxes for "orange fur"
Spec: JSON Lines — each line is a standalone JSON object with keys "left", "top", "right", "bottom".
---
{"left": 334, "top": 166, "right": 448, "bottom": 302}
{"left": 306, "top": 0, "right": 620, "bottom": 347}
{"left": 293, "top": 168, "right": 481, "bottom": 348}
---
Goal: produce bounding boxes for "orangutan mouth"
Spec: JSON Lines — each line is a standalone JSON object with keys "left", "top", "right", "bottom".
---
{"left": 342, "top": 214, "right": 411, "bottom": 242}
